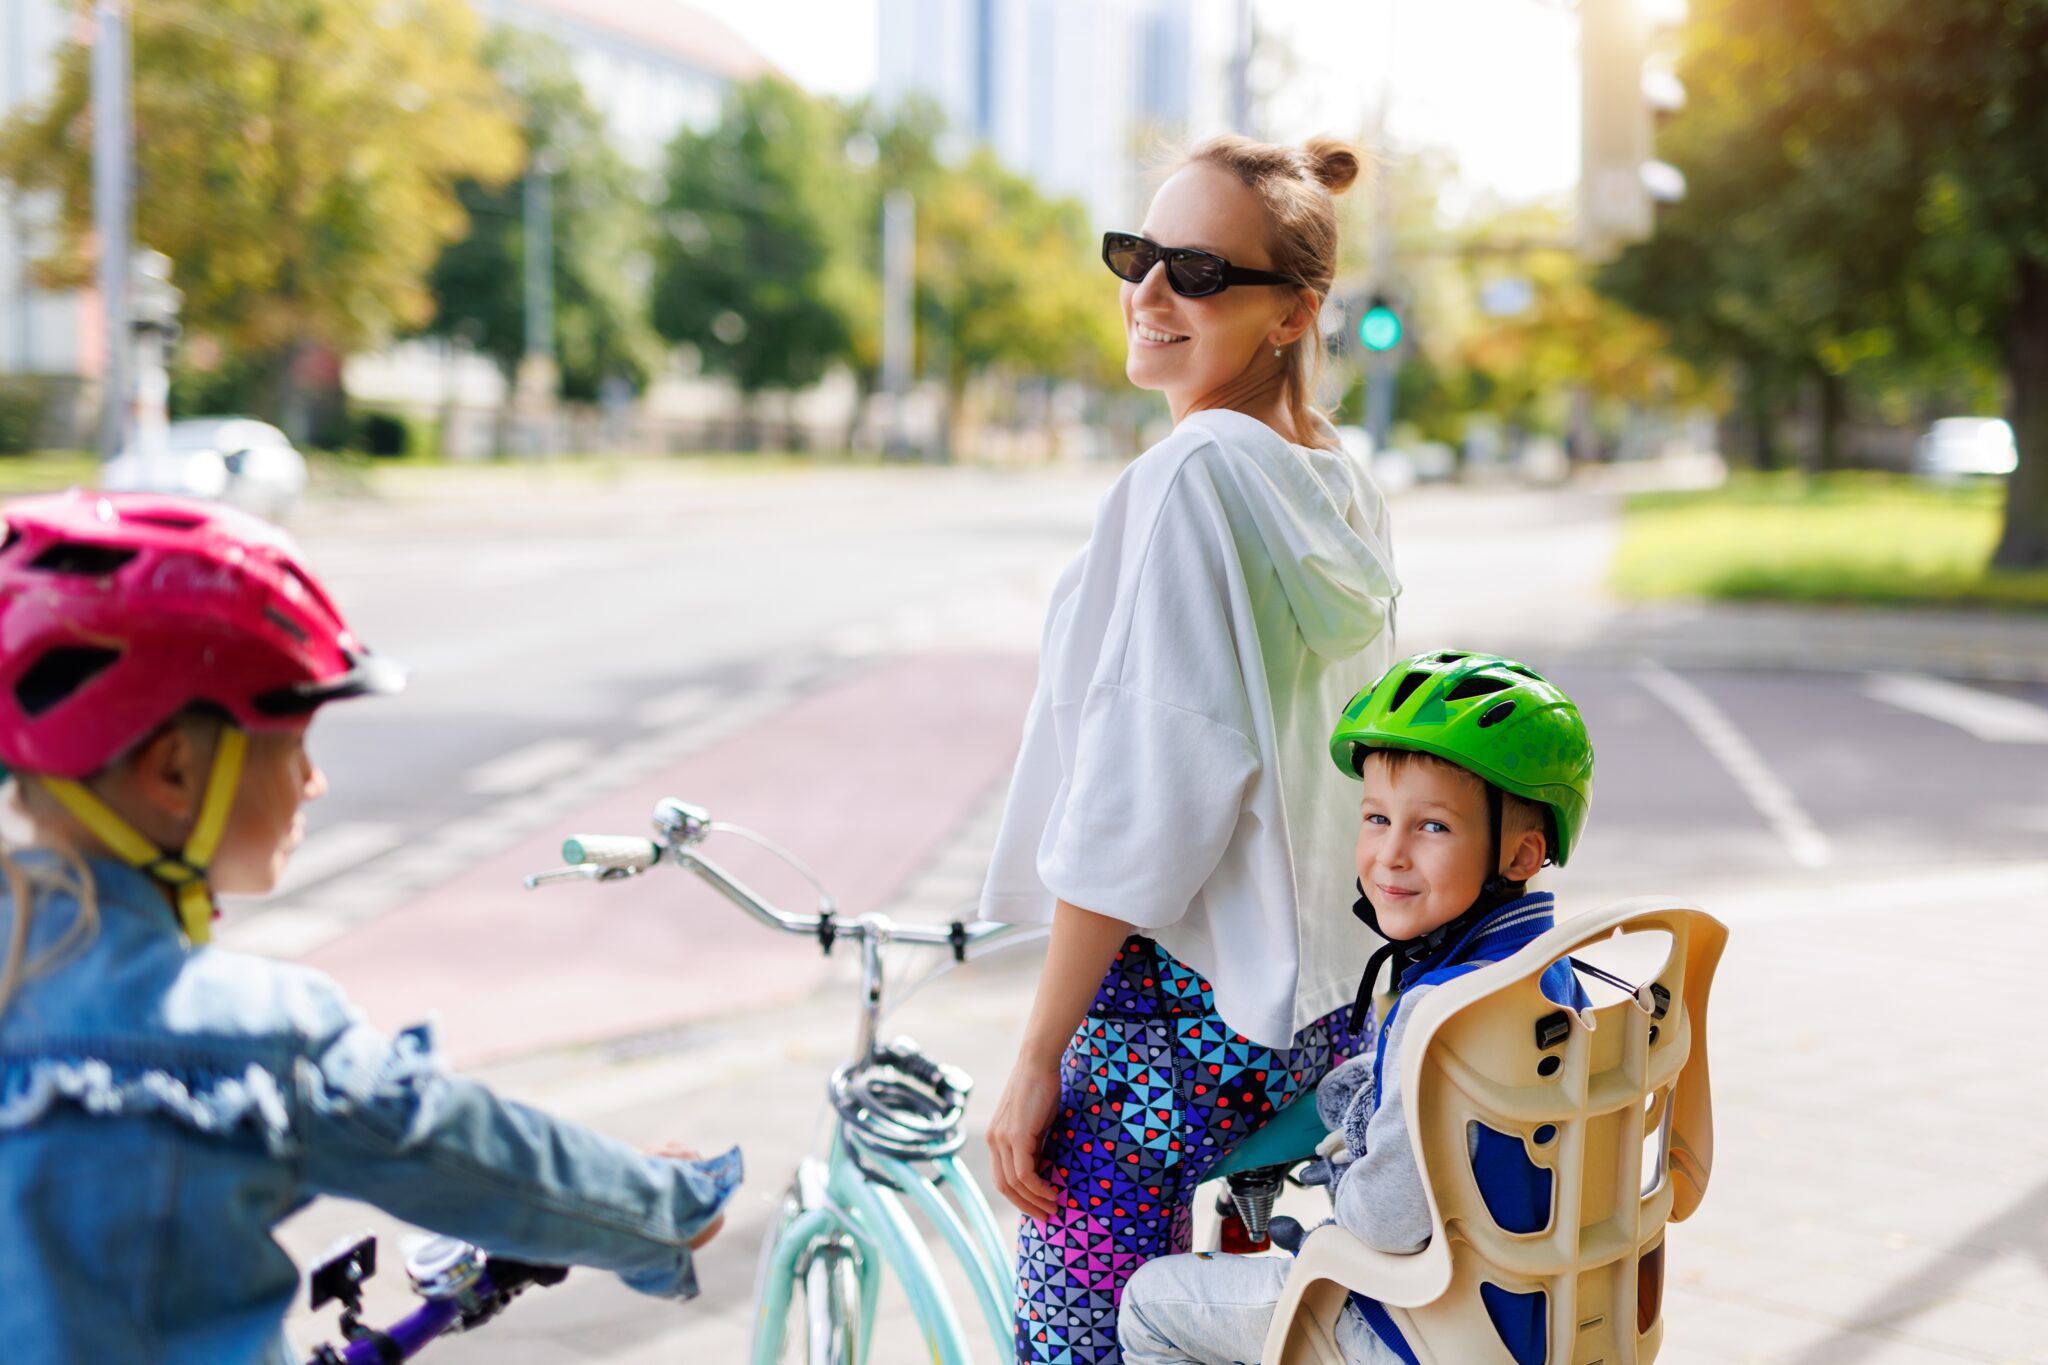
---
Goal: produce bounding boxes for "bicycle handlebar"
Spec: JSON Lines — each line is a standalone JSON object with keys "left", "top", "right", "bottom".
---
{"left": 528, "top": 799, "right": 1030, "bottom": 964}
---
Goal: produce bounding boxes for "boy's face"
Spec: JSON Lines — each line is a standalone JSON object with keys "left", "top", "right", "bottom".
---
{"left": 1354, "top": 753, "right": 1495, "bottom": 943}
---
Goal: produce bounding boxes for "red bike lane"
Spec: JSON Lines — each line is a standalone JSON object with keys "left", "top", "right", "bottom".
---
{"left": 305, "top": 651, "right": 1039, "bottom": 1067}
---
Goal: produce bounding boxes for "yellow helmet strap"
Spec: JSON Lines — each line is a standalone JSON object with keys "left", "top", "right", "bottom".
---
{"left": 40, "top": 725, "right": 248, "bottom": 946}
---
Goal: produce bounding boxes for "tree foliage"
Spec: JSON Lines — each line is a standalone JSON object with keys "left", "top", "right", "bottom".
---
{"left": 1597, "top": 0, "right": 2048, "bottom": 563}
{"left": 650, "top": 76, "right": 861, "bottom": 402}
{"left": 421, "top": 29, "right": 661, "bottom": 405}
{"left": 0, "top": 0, "right": 521, "bottom": 423}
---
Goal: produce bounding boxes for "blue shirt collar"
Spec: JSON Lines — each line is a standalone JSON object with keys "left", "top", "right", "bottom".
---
{"left": 1396, "top": 890, "right": 1555, "bottom": 991}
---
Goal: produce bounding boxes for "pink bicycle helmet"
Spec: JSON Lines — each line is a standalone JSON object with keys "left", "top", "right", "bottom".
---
{"left": 0, "top": 489, "right": 402, "bottom": 780}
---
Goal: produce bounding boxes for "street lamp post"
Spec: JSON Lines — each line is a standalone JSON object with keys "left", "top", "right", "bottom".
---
{"left": 92, "top": 0, "right": 131, "bottom": 460}
{"left": 881, "top": 189, "right": 915, "bottom": 460}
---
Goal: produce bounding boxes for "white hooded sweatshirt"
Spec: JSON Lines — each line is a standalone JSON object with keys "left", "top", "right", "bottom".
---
{"left": 981, "top": 408, "right": 1400, "bottom": 1049}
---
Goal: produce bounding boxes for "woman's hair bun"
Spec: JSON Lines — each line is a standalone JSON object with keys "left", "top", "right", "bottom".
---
{"left": 1303, "top": 137, "right": 1364, "bottom": 195}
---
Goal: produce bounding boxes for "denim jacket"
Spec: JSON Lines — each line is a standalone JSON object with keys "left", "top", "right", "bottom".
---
{"left": 0, "top": 855, "right": 742, "bottom": 1365}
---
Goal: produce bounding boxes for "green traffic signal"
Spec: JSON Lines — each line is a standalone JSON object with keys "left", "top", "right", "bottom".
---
{"left": 1359, "top": 299, "right": 1402, "bottom": 352}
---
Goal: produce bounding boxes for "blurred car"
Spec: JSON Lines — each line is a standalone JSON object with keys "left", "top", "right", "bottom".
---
{"left": 102, "top": 417, "right": 309, "bottom": 519}
{"left": 1915, "top": 416, "right": 2017, "bottom": 478}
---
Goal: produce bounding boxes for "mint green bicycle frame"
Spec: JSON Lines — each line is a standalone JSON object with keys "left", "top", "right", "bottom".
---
{"left": 751, "top": 1129, "right": 1015, "bottom": 1364}
{"left": 527, "top": 798, "right": 1029, "bottom": 1365}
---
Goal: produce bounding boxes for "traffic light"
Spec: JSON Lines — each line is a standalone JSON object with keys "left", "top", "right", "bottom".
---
{"left": 1358, "top": 296, "right": 1402, "bottom": 353}
{"left": 1579, "top": 0, "right": 1685, "bottom": 256}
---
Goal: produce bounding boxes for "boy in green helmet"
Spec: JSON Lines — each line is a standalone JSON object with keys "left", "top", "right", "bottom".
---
{"left": 1119, "top": 650, "right": 1595, "bottom": 1365}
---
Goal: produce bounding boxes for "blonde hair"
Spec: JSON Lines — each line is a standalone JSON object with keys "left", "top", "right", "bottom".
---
{"left": 0, "top": 778, "right": 102, "bottom": 1018}
{"left": 1182, "top": 134, "right": 1365, "bottom": 450}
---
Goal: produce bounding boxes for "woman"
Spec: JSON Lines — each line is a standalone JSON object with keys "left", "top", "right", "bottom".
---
{"left": 978, "top": 135, "right": 1402, "bottom": 1364}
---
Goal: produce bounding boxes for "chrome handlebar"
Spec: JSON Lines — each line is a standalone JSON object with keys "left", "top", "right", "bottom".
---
{"left": 524, "top": 796, "right": 1027, "bottom": 963}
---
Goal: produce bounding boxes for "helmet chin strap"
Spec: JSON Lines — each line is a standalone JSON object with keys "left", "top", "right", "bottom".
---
{"left": 39, "top": 727, "right": 247, "bottom": 946}
{"left": 1346, "top": 783, "right": 1524, "bottom": 1035}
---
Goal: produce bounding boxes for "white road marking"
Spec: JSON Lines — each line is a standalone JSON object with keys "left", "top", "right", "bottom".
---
{"left": 464, "top": 737, "right": 596, "bottom": 795}
{"left": 635, "top": 684, "right": 717, "bottom": 728}
{"left": 273, "top": 821, "right": 403, "bottom": 897}
{"left": 226, "top": 666, "right": 820, "bottom": 959}
{"left": 1633, "top": 663, "right": 1833, "bottom": 870}
{"left": 215, "top": 908, "right": 355, "bottom": 958}
{"left": 1863, "top": 672, "right": 2048, "bottom": 744}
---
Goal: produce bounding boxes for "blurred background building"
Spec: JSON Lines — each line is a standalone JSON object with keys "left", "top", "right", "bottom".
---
{"left": 1, "top": 0, "right": 89, "bottom": 406}
{"left": 877, "top": 0, "right": 1234, "bottom": 234}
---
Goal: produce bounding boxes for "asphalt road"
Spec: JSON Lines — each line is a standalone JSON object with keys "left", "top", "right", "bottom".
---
{"left": 235, "top": 466, "right": 2047, "bottom": 935}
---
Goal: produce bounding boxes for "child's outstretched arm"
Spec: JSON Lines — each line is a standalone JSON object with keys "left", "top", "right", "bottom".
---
{"left": 296, "top": 1019, "right": 740, "bottom": 1299}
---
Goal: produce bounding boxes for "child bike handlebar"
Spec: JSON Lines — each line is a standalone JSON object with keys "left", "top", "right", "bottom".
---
{"left": 302, "top": 1234, "right": 567, "bottom": 1364}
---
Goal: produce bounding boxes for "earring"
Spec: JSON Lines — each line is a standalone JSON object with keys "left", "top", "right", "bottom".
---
{"left": 1273, "top": 346, "right": 1282, "bottom": 358}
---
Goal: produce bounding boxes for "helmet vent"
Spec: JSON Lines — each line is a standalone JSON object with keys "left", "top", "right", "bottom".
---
{"left": 15, "top": 646, "right": 122, "bottom": 717}
{"left": 30, "top": 543, "right": 138, "bottom": 576}
{"left": 1478, "top": 700, "right": 1518, "bottom": 728}
{"left": 1389, "top": 671, "right": 1428, "bottom": 712}
{"left": 1446, "top": 675, "right": 1512, "bottom": 701}
{"left": 122, "top": 509, "right": 206, "bottom": 530}
{"left": 1434, "top": 651, "right": 1469, "bottom": 663}
{"left": 263, "top": 605, "right": 309, "bottom": 643}
{"left": 0, "top": 525, "right": 18, "bottom": 556}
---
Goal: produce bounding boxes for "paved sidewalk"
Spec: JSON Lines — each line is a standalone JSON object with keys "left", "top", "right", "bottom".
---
{"left": 278, "top": 830, "right": 2048, "bottom": 1363}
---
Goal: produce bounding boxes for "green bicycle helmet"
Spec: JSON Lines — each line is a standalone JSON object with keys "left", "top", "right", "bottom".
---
{"left": 1330, "top": 650, "right": 1596, "bottom": 1033}
{"left": 1330, "top": 649, "right": 1594, "bottom": 866}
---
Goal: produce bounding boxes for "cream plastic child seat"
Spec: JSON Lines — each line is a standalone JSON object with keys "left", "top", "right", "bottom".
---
{"left": 1263, "top": 898, "right": 1726, "bottom": 1365}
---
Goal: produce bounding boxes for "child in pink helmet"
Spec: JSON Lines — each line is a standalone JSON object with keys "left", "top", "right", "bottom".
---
{"left": 0, "top": 491, "right": 738, "bottom": 1362}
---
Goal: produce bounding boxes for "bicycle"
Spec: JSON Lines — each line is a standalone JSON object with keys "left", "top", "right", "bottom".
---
{"left": 522, "top": 796, "right": 1037, "bottom": 1365}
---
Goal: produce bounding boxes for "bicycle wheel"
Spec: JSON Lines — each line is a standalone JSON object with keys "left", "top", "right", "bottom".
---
{"left": 752, "top": 1192, "right": 863, "bottom": 1365}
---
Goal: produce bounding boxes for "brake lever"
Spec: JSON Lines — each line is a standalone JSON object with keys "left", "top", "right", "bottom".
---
{"left": 523, "top": 863, "right": 645, "bottom": 889}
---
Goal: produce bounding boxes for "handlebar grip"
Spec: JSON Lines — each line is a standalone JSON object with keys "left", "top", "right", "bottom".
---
{"left": 562, "top": 835, "right": 659, "bottom": 871}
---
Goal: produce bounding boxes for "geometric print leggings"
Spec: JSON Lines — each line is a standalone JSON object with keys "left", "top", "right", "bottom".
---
{"left": 1014, "top": 934, "right": 1361, "bottom": 1364}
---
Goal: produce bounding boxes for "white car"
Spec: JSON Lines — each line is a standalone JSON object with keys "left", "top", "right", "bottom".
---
{"left": 1915, "top": 416, "right": 2017, "bottom": 478}
{"left": 102, "top": 417, "right": 309, "bottom": 519}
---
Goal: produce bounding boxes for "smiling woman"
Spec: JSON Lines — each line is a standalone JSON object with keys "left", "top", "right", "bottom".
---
{"left": 977, "top": 134, "right": 1401, "bottom": 1365}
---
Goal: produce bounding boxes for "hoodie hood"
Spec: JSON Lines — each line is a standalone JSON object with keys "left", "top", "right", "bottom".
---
{"left": 1182, "top": 408, "right": 1401, "bottom": 659}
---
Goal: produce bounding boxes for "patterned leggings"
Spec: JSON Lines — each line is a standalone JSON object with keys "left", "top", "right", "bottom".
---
{"left": 1014, "top": 935, "right": 1359, "bottom": 1364}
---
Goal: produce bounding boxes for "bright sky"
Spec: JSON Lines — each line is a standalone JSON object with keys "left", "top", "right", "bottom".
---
{"left": 684, "top": 0, "right": 1581, "bottom": 207}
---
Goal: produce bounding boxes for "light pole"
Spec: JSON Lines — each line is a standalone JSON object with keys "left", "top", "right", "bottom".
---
{"left": 92, "top": 0, "right": 131, "bottom": 459}
{"left": 519, "top": 152, "right": 558, "bottom": 455}
{"left": 881, "top": 189, "right": 915, "bottom": 459}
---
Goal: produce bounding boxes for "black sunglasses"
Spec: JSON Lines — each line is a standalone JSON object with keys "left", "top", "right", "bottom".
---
{"left": 1101, "top": 231, "right": 1304, "bottom": 298}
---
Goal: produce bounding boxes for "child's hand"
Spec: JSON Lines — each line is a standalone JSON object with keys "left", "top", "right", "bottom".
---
{"left": 646, "top": 1142, "right": 725, "bottom": 1249}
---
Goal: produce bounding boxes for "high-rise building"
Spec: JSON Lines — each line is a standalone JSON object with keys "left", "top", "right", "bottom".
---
{"left": 1, "top": 0, "right": 89, "bottom": 384}
{"left": 878, "top": 0, "right": 1234, "bottom": 232}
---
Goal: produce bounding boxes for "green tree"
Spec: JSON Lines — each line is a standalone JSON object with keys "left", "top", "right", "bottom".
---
{"left": 421, "top": 29, "right": 661, "bottom": 451}
{"left": 1599, "top": 0, "right": 2048, "bottom": 562}
{"left": 0, "top": 0, "right": 522, "bottom": 433}
{"left": 650, "top": 76, "right": 861, "bottom": 440}
{"left": 834, "top": 95, "right": 944, "bottom": 450}
{"left": 915, "top": 148, "right": 1122, "bottom": 458}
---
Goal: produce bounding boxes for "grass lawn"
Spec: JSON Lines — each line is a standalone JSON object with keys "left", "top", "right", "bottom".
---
{"left": 1611, "top": 472, "right": 2048, "bottom": 611}
{"left": 0, "top": 451, "right": 101, "bottom": 495}
{"left": 0, "top": 446, "right": 901, "bottom": 502}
